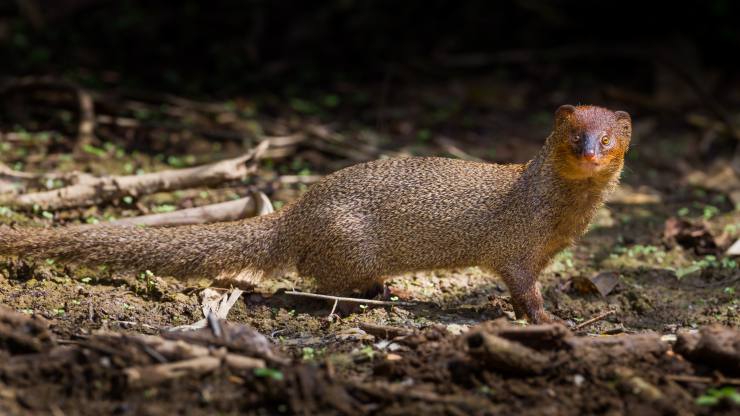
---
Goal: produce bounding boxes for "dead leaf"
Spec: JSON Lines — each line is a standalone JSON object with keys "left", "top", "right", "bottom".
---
{"left": 170, "top": 288, "right": 244, "bottom": 331}
{"left": 591, "top": 271, "right": 620, "bottom": 297}
{"left": 663, "top": 217, "right": 719, "bottom": 255}
{"left": 571, "top": 275, "right": 600, "bottom": 296}
{"left": 727, "top": 239, "right": 740, "bottom": 256}
{"left": 572, "top": 272, "right": 620, "bottom": 297}
{"left": 335, "top": 327, "right": 374, "bottom": 342}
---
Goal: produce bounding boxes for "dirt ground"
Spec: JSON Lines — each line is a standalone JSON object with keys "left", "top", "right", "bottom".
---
{"left": 1, "top": 78, "right": 739, "bottom": 415}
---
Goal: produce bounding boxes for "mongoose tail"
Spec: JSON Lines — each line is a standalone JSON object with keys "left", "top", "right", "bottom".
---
{"left": 0, "top": 213, "right": 288, "bottom": 281}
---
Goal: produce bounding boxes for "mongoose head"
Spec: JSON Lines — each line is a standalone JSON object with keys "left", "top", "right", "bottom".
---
{"left": 550, "top": 105, "right": 632, "bottom": 180}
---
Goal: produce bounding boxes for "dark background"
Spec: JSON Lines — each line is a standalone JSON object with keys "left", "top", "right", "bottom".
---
{"left": 1, "top": 0, "right": 739, "bottom": 167}
{"left": 1, "top": 0, "right": 738, "bottom": 95}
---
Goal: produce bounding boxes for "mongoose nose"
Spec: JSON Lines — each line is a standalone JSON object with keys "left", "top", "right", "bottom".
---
{"left": 582, "top": 151, "right": 598, "bottom": 162}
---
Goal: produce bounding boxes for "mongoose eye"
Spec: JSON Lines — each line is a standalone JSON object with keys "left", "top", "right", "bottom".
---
{"left": 572, "top": 135, "right": 581, "bottom": 143}
{"left": 600, "top": 135, "right": 610, "bottom": 146}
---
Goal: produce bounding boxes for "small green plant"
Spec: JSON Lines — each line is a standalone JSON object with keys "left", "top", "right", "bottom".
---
{"left": 138, "top": 270, "right": 158, "bottom": 293}
{"left": 360, "top": 345, "right": 375, "bottom": 360}
{"left": 724, "top": 224, "right": 739, "bottom": 235}
{"left": 301, "top": 347, "right": 316, "bottom": 361}
{"left": 696, "top": 387, "right": 740, "bottom": 406}
{"left": 721, "top": 257, "right": 737, "bottom": 269}
{"left": 290, "top": 98, "right": 319, "bottom": 115}
{"left": 675, "top": 255, "right": 737, "bottom": 279}
{"left": 254, "top": 367, "right": 284, "bottom": 381}
{"left": 82, "top": 144, "right": 107, "bottom": 158}
{"left": 416, "top": 129, "right": 432, "bottom": 142}
{"left": 702, "top": 205, "right": 720, "bottom": 220}
{"left": 550, "top": 249, "right": 575, "bottom": 272}
{"left": 322, "top": 94, "right": 340, "bottom": 108}
{"left": 152, "top": 204, "right": 177, "bottom": 213}
{"left": 612, "top": 244, "right": 665, "bottom": 260}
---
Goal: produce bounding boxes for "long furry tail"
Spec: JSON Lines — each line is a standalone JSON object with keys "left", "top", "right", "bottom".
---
{"left": 0, "top": 213, "right": 288, "bottom": 280}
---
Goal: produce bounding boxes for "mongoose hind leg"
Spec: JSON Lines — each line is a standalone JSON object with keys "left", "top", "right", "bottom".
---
{"left": 312, "top": 272, "right": 387, "bottom": 298}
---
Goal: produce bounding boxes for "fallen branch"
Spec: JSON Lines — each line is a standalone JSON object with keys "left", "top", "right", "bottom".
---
{"left": 124, "top": 353, "right": 265, "bottom": 389}
{"left": 665, "top": 374, "right": 740, "bottom": 386}
{"left": 0, "top": 305, "right": 55, "bottom": 353}
{"left": 124, "top": 356, "right": 222, "bottom": 388}
{"left": 573, "top": 309, "right": 616, "bottom": 331}
{"left": 279, "top": 174, "right": 324, "bottom": 185}
{"left": 347, "top": 380, "right": 493, "bottom": 410}
{"left": 96, "top": 111, "right": 307, "bottom": 152}
{"left": 0, "top": 163, "right": 36, "bottom": 180}
{"left": 3, "top": 140, "right": 269, "bottom": 210}
{"left": 108, "top": 191, "right": 273, "bottom": 227}
{"left": 435, "top": 137, "right": 484, "bottom": 162}
{"left": 464, "top": 321, "right": 670, "bottom": 376}
{"left": 615, "top": 367, "right": 672, "bottom": 410}
{"left": 466, "top": 330, "right": 550, "bottom": 375}
{"left": 486, "top": 322, "right": 570, "bottom": 350}
{"left": 358, "top": 322, "right": 414, "bottom": 339}
{"left": 284, "top": 290, "right": 415, "bottom": 307}
{"left": 674, "top": 325, "right": 740, "bottom": 374}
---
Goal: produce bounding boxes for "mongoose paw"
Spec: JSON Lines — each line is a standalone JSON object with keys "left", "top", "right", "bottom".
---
{"left": 530, "top": 311, "right": 566, "bottom": 325}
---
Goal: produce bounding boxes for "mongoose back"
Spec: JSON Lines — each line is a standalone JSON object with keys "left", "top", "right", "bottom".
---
{"left": 0, "top": 105, "right": 631, "bottom": 323}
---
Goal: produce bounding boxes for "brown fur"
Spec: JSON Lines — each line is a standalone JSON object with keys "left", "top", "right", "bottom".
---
{"left": 0, "top": 105, "right": 631, "bottom": 323}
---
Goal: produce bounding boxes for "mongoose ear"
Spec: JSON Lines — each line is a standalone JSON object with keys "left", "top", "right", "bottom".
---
{"left": 614, "top": 110, "right": 632, "bottom": 138}
{"left": 555, "top": 105, "right": 576, "bottom": 121}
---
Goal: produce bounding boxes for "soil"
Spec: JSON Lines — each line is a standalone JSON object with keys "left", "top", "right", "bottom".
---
{"left": 1, "top": 78, "right": 739, "bottom": 415}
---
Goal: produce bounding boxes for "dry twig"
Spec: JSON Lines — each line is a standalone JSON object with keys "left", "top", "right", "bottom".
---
{"left": 573, "top": 309, "right": 616, "bottom": 331}
{"left": 435, "top": 137, "right": 484, "bottom": 162}
{"left": 284, "top": 290, "right": 414, "bottom": 307}
{"left": 2, "top": 140, "right": 269, "bottom": 210}
{"left": 665, "top": 374, "right": 740, "bottom": 386}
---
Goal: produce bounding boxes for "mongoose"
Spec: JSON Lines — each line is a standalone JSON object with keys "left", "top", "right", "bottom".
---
{"left": 0, "top": 105, "right": 631, "bottom": 323}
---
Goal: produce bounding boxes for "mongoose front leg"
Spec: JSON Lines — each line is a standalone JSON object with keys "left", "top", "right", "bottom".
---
{"left": 500, "top": 269, "right": 550, "bottom": 324}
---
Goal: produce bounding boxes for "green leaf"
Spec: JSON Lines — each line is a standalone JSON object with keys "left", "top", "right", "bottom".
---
{"left": 253, "top": 367, "right": 284, "bottom": 381}
{"left": 82, "top": 144, "right": 107, "bottom": 158}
